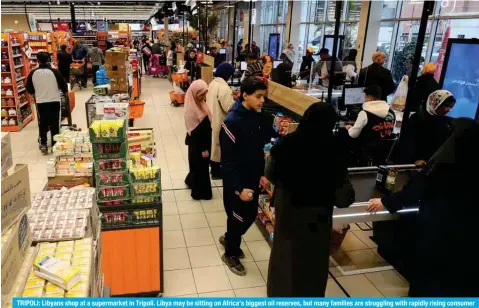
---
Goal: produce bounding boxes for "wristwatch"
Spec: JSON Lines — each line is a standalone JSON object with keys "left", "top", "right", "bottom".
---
{"left": 247, "top": 192, "right": 253, "bottom": 198}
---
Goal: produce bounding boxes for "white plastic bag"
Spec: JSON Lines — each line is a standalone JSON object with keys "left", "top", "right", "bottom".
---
{"left": 391, "top": 75, "right": 408, "bottom": 110}
{"left": 391, "top": 75, "right": 409, "bottom": 111}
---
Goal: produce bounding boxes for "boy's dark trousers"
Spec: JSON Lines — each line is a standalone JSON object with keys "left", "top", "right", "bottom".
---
{"left": 37, "top": 102, "right": 61, "bottom": 147}
{"left": 92, "top": 65, "right": 100, "bottom": 85}
{"left": 82, "top": 62, "right": 88, "bottom": 87}
{"left": 223, "top": 186, "right": 258, "bottom": 257}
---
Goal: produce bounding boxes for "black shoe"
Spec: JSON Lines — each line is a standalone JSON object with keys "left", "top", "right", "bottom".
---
{"left": 219, "top": 235, "right": 245, "bottom": 259}
{"left": 211, "top": 175, "right": 222, "bottom": 180}
{"left": 40, "top": 145, "right": 48, "bottom": 155}
{"left": 221, "top": 254, "right": 246, "bottom": 276}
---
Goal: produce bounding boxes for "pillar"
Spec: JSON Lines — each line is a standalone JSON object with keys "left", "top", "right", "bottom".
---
{"left": 288, "top": 0, "right": 302, "bottom": 71}
{"left": 357, "top": 0, "right": 383, "bottom": 68}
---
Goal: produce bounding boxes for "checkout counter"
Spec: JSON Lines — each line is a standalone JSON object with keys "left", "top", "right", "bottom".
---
{"left": 331, "top": 164, "right": 420, "bottom": 279}
{"left": 263, "top": 82, "right": 417, "bottom": 280}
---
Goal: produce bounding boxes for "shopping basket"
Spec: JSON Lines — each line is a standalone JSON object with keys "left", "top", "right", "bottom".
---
{"left": 129, "top": 100, "right": 145, "bottom": 119}
{"left": 171, "top": 71, "right": 189, "bottom": 83}
{"left": 169, "top": 91, "right": 185, "bottom": 107}
{"left": 70, "top": 61, "right": 85, "bottom": 90}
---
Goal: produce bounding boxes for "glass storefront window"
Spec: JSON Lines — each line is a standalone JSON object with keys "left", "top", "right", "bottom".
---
{"left": 377, "top": 21, "right": 394, "bottom": 61}
{"left": 400, "top": 0, "right": 425, "bottom": 19}
{"left": 439, "top": 0, "right": 479, "bottom": 16}
{"left": 391, "top": 20, "right": 432, "bottom": 82}
{"left": 343, "top": 22, "right": 359, "bottom": 56}
{"left": 382, "top": 1, "right": 398, "bottom": 19}
{"left": 345, "top": 0, "right": 362, "bottom": 21}
{"left": 301, "top": 1, "right": 325, "bottom": 23}
{"left": 327, "top": 1, "right": 345, "bottom": 22}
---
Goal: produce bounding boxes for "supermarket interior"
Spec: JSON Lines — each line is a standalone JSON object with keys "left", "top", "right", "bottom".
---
{"left": 1, "top": 0, "right": 479, "bottom": 301}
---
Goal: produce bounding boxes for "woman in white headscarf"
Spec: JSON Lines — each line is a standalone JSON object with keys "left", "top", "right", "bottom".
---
{"left": 280, "top": 43, "right": 295, "bottom": 67}
{"left": 184, "top": 80, "right": 213, "bottom": 200}
{"left": 398, "top": 89, "right": 456, "bottom": 164}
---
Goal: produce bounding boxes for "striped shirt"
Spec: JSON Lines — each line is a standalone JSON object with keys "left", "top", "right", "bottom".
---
{"left": 244, "top": 61, "right": 264, "bottom": 79}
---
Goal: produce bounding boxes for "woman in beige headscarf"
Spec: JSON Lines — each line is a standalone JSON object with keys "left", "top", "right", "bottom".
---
{"left": 184, "top": 80, "right": 213, "bottom": 200}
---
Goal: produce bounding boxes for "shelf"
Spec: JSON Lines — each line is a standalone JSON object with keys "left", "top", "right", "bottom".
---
{"left": 1, "top": 114, "right": 18, "bottom": 118}
{"left": 19, "top": 101, "right": 29, "bottom": 108}
{"left": 11, "top": 44, "right": 20, "bottom": 47}
{"left": 1, "top": 84, "right": 13, "bottom": 87}
{"left": 21, "top": 113, "right": 33, "bottom": 125}
{"left": 1, "top": 71, "right": 11, "bottom": 74}
{"left": 18, "top": 88, "right": 26, "bottom": 94}
{"left": 13, "top": 54, "right": 22, "bottom": 58}
{"left": 1, "top": 96, "right": 15, "bottom": 99}
{"left": 1, "top": 125, "right": 20, "bottom": 132}
{"left": 14, "top": 64, "right": 24, "bottom": 69}
{"left": 16, "top": 76, "right": 25, "bottom": 82}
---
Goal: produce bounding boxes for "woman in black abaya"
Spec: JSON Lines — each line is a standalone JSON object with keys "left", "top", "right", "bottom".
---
{"left": 184, "top": 80, "right": 213, "bottom": 200}
{"left": 266, "top": 103, "right": 355, "bottom": 297}
{"left": 368, "top": 118, "right": 479, "bottom": 296}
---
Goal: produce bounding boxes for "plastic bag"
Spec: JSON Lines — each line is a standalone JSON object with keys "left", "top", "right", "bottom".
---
{"left": 391, "top": 75, "right": 408, "bottom": 111}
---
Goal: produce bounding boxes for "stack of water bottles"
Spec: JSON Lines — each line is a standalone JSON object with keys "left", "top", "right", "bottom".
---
{"left": 95, "top": 66, "right": 110, "bottom": 86}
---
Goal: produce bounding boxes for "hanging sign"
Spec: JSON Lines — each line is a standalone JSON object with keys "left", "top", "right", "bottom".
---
{"left": 97, "top": 21, "right": 108, "bottom": 32}
{"left": 76, "top": 21, "right": 87, "bottom": 34}
{"left": 56, "top": 22, "right": 70, "bottom": 31}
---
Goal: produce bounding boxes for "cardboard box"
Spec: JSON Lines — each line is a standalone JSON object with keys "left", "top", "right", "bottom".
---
{"left": 1, "top": 165, "right": 31, "bottom": 234}
{"left": 47, "top": 176, "right": 93, "bottom": 190}
{"left": 1, "top": 214, "right": 32, "bottom": 304}
{"left": 1, "top": 133, "right": 13, "bottom": 178}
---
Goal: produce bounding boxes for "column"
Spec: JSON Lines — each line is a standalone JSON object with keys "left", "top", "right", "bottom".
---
{"left": 284, "top": 0, "right": 293, "bottom": 48}
{"left": 252, "top": 0, "right": 261, "bottom": 49}
{"left": 356, "top": 0, "right": 383, "bottom": 68}
{"left": 288, "top": 0, "right": 302, "bottom": 71}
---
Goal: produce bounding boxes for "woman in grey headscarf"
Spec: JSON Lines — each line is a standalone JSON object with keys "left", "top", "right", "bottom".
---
{"left": 368, "top": 118, "right": 479, "bottom": 297}
{"left": 280, "top": 43, "right": 295, "bottom": 67}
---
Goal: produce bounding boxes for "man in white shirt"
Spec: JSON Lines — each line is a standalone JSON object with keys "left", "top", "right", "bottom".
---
{"left": 26, "top": 52, "right": 68, "bottom": 154}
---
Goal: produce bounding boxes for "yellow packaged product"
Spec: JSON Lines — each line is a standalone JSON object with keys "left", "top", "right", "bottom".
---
{"left": 71, "top": 256, "right": 91, "bottom": 266}
{"left": 73, "top": 243, "right": 92, "bottom": 252}
{"left": 79, "top": 273, "right": 90, "bottom": 282}
{"left": 57, "top": 241, "right": 75, "bottom": 248}
{"left": 34, "top": 256, "right": 81, "bottom": 291}
{"left": 37, "top": 248, "right": 56, "bottom": 256}
{"left": 39, "top": 242, "right": 57, "bottom": 250}
{"left": 43, "top": 292, "right": 65, "bottom": 298}
{"left": 22, "top": 287, "right": 44, "bottom": 297}
{"left": 70, "top": 281, "right": 89, "bottom": 292}
{"left": 72, "top": 250, "right": 91, "bottom": 259}
{"left": 24, "top": 278, "right": 46, "bottom": 289}
{"left": 56, "top": 246, "right": 74, "bottom": 253}
{"left": 45, "top": 282, "right": 64, "bottom": 294}
{"left": 66, "top": 290, "right": 88, "bottom": 297}
{"left": 75, "top": 238, "right": 92, "bottom": 246}
{"left": 54, "top": 252, "right": 73, "bottom": 262}
{"left": 90, "top": 121, "right": 101, "bottom": 138}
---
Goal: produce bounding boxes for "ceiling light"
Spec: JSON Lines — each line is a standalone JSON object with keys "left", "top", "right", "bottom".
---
{"left": 98, "top": 1, "right": 100, "bottom": 4}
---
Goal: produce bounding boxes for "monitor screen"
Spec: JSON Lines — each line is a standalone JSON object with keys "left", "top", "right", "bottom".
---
{"left": 323, "top": 36, "right": 342, "bottom": 58}
{"left": 240, "top": 61, "right": 247, "bottom": 71}
{"left": 344, "top": 86, "right": 365, "bottom": 106}
{"left": 219, "top": 48, "right": 226, "bottom": 55}
{"left": 196, "top": 44, "right": 200, "bottom": 48}
{"left": 273, "top": 60, "right": 282, "bottom": 68}
{"left": 441, "top": 40, "right": 479, "bottom": 120}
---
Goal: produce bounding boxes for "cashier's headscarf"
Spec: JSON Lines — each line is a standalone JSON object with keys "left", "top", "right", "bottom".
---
{"left": 270, "top": 103, "right": 347, "bottom": 208}
{"left": 214, "top": 63, "right": 235, "bottom": 82}
{"left": 426, "top": 90, "right": 455, "bottom": 115}
{"left": 184, "top": 80, "right": 211, "bottom": 135}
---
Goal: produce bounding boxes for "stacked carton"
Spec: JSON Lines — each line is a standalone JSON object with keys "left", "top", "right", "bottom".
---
{"left": 1, "top": 164, "right": 32, "bottom": 308}
{"left": 1, "top": 133, "right": 13, "bottom": 178}
{"left": 104, "top": 49, "right": 128, "bottom": 93}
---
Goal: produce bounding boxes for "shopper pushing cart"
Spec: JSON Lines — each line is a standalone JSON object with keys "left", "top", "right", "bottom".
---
{"left": 26, "top": 52, "right": 68, "bottom": 155}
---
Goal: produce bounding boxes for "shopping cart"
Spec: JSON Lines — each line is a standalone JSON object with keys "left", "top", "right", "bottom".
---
{"left": 170, "top": 70, "right": 189, "bottom": 107}
{"left": 70, "top": 60, "right": 85, "bottom": 90}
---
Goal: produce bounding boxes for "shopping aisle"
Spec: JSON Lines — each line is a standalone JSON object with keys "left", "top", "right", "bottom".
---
{"left": 10, "top": 76, "right": 409, "bottom": 297}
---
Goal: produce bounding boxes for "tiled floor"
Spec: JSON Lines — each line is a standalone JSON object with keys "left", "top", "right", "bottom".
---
{"left": 10, "top": 76, "right": 410, "bottom": 297}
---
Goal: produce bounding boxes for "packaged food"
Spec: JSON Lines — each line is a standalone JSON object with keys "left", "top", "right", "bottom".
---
{"left": 129, "top": 166, "right": 161, "bottom": 182}
{"left": 131, "top": 182, "right": 161, "bottom": 197}
{"left": 96, "top": 185, "right": 130, "bottom": 201}
{"left": 34, "top": 256, "right": 81, "bottom": 291}
{"left": 22, "top": 287, "right": 44, "bottom": 297}
{"left": 94, "top": 158, "right": 128, "bottom": 171}
{"left": 95, "top": 170, "right": 129, "bottom": 186}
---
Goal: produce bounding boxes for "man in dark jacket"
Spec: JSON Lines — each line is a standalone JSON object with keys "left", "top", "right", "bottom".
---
{"left": 26, "top": 52, "right": 68, "bottom": 154}
{"left": 220, "top": 77, "right": 269, "bottom": 276}
{"left": 72, "top": 40, "right": 89, "bottom": 87}
{"left": 57, "top": 45, "right": 72, "bottom": 82}
{"left": 358, "top": 51, "right": 395, "bottom": 101}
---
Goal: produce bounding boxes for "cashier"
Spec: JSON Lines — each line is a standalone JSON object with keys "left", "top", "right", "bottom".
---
{"left": 367, "top": 118, "right": 479, "bottom": 297}
{"left": 346, "top": 86, "right": 395, "bottom": 141}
